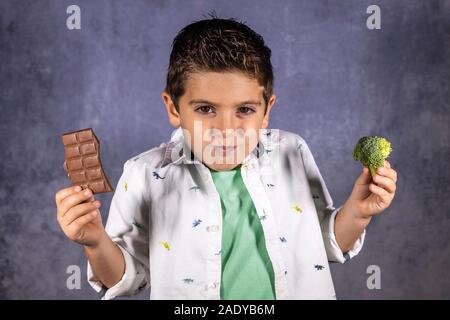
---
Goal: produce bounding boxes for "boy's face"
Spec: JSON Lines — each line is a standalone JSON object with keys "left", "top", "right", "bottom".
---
{"left": 162, "top": 71, "right": 276, "bottom": 171}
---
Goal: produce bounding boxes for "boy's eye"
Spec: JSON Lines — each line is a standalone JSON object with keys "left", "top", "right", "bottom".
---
{"left": 237, "top": 106, "right": 256, "bottom": 115}
{"left": 195, "top": 105, "right": 256, "bottom": 115}
{"left": 195, "top": 105, "right": 215, "bottom": 114}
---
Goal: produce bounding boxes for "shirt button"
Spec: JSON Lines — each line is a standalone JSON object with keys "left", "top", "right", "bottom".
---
{"left": 205, "top": 282, "right": 217, "bottom": 290}
{"left": 206, "top": 225, "right": 219, "bottom": 232}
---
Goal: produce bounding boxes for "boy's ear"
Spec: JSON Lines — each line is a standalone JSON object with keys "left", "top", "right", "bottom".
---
{"left": 161, "top": 91, "right": 181, "bottom": 128}
{"left": 261, "top": 94, "right": 276, "bottom": 129}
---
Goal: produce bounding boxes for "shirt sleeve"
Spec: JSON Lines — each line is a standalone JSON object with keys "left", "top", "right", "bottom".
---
{"left": 299, "top": 138, "right": 365, "bottom": 264}
{"left": 87, "top": 159, "right": 151, "bottom": 299}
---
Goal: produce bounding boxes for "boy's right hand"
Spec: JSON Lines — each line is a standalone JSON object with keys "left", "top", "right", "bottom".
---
{"left": 55, "top": 186, "right": 105, "bottom": 248}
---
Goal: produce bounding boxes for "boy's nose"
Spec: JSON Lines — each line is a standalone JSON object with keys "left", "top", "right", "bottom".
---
{"left": 209, "top": 122, "right": 240, "bottom": 144}
{"left": 217, "top": 114, "right": 235, "bottom": 131}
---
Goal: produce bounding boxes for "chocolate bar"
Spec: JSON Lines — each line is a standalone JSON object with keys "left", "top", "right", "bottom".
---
{"left": 61, "top": 128, "right": 113, "bottom": 194}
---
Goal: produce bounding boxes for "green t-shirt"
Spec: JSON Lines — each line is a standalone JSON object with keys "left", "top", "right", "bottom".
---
{"left": 209, "top": 165, "right": 276, "bottom": 300}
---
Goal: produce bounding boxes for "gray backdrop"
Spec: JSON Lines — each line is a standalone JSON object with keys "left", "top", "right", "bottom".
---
{"left": 1, "top": 0, "right": 449, "bottom": 299}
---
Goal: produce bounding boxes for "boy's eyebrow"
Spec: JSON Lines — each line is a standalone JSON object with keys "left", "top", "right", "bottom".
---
{"left": 188, "top": 99, "right": 262, "bottom": 107}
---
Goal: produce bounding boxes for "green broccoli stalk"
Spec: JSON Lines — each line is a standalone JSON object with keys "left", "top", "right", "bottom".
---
{"left": 352, "top": 136, "right": 392, "bottom": 176}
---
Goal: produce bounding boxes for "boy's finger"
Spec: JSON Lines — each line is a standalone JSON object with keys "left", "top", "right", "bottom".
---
{"left": 55, "top": 185, "right": 81, "bottom": 205}
{"left": 69, "top": 210, "right": 98, "bottom": 231}
{"left": 373, "top": 174, "right": 396, "bottom": 194}
{"left": 369, "top": 183, "right": 389, "bottom": 199}
{"left": 384, "top": 160, "right": 391, "bottom": 168}
{"left": 62, "top": 201, "right": 101, "bottom": 226}
{"left": 377, "top": 166, "right": 397, "bottom": 183}
{"left": 59, "top": 188, "right": 93, "bottom": 217}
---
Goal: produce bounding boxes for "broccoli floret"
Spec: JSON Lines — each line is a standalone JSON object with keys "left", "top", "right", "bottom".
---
{"left": 352, "top": 136, "right": 392, "bottom": 176}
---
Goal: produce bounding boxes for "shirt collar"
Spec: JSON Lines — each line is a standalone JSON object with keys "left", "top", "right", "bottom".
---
{"left": 161, "top": 127, "right": 278, "bottom": 167}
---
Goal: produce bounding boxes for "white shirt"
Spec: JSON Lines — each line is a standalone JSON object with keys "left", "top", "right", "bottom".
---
{"left": 87, "top": 127, "right": 365, "bottom": 300}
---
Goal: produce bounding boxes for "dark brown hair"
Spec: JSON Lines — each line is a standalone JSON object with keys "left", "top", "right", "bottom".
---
{"left": 164, "top": 14, "right": 274, "bottom": 112}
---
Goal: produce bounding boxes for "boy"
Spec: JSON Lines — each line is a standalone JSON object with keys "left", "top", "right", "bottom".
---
{"left": 55, "top": 17, "right": 397, "bottom": 299}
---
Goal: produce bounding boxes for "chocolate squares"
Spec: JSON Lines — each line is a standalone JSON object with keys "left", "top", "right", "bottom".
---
{"left": 61, "top": 128, "right": 113, "bottom": 194}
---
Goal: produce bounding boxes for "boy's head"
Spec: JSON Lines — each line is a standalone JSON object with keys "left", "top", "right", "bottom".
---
{"left": 162, "top": 16, "right": 276, "bottom": 171}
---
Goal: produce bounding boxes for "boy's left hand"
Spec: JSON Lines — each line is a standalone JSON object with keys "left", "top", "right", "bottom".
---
{"left": 348, "top": 160, "right": 397, "bottom": 219}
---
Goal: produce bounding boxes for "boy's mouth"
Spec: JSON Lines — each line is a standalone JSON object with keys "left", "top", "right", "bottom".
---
{"left": 212, "top": 145, "right": 238, "bottom": 156}
{"left": 214, "top": 145, "right": 237, "bottom": 150}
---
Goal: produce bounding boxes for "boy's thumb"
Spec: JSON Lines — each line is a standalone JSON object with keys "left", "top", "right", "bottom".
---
{"left": 356, "top": 166, "right": 372, "bottom": 185}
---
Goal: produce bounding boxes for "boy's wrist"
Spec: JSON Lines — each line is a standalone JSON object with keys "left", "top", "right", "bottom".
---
{"left": 342, "top": 199, "right": 372, "bottom": 224}
{"left": 83, "top": 229, "right": 109, "bottom": 252}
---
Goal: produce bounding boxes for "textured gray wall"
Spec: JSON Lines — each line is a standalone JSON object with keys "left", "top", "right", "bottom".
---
{"left": 1, "top": 0, "right": 449, "bottom": 299}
